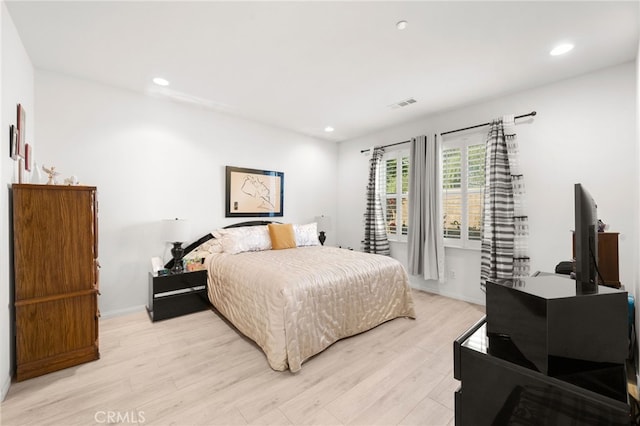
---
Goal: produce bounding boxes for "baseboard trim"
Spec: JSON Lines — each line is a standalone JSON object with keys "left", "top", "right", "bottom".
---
{"left": 100, "top": 305, "right": 145, "bottom": 319}
{"left": 409, "top": 284, "right": 485, "bottom": 306}
{"left": 1, "top": 371, "right": 11, "bottom": 402}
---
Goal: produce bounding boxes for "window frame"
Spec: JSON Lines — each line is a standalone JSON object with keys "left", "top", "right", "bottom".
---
{"left": 380, "top": 148, "right": 409, "bottom": 243}
{"left": 441, "top": 135, "right": 485, "bottom": 250}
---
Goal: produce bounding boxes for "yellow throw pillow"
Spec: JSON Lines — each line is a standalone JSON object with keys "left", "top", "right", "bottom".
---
{"left": 268, "top": 223, "right": 297, "bottom": 250}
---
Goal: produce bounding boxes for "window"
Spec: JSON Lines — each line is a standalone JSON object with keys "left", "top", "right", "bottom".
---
{"left": 442, "top": 137, "right": 485, "bottom": 248}
{"left": 380, "top": 149, "right": 409, "bottom": 241}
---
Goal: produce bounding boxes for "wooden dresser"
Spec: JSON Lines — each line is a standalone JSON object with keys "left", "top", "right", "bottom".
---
{"left": 12, "top": 184, "right": 100, "bottom": 381}
{"left": 594, "top": 232, "right": 620, "bottom": 288}
{"left": 572, "top": 231, "right": 620, "bottom": 288}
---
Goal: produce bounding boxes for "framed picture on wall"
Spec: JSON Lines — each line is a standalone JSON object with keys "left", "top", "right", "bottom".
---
{"left": 25, "top": 143, "right": 32, "bottom": 171}
{"left": 9, "top": 125, "right": 18, "bottom": 160}
{"left": 225, "top": 166, "right": 284, "bottom": 217}
{"left": 16, "top": 104, "right": 25, "bottom": 158}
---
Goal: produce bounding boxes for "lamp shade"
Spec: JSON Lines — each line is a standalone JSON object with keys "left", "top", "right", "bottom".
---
{"left": 316, "top": 215, "right": 332, "bottom": 232}
{"left": 164, "top": 218, "right": 190, "bottom": 243}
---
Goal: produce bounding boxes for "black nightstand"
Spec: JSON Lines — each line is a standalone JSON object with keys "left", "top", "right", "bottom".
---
{"left": 147, "top": 269, "right": 210, "bottom": 321}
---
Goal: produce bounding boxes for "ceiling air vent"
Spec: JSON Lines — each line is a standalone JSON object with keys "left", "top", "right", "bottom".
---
{"left": 388, "top": 98, "right": 417, "bottom": 109}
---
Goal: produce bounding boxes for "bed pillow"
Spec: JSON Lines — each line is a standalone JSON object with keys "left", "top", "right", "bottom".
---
{"left": 183, "top": 238, "right": 223, "bottom": 260}
{"left": 268, "top": 223, "right": 297, "bottom": 250}
{"left": 216, "top": 226, "right": 272, "bottom": 254}
{"left": 294, "top": 223, "right": 321, "bottom": 246}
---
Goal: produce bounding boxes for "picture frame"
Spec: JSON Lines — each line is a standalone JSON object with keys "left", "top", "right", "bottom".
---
{"left": 16, "top": 104, "right": 25, "bottom": 158}
{"left": 25, "top": 143, "right": 31, "bottom": 171}
{"left": 225, "top": 166, "right": 284, "bottom": 217}
{"left": 9, "top": 125, "right": 18, "bottom": 160}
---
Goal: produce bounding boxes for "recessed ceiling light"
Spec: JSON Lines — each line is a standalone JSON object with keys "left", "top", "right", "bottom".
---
{"left": 324, "top": 126, "right": 334, "bottom": 133}
{"left": 152, "top": 77, "right": 170, "bottom": 86}
{"left": 550, "top": 43, "right": 574, "bottom": 56}
{"left": 396, "top": 20, "right": 408, "bottom": 30}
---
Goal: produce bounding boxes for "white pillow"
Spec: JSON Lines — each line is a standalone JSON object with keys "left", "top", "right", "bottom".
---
{"left": 294, "top": 223, "right": 321, "bottom": 247}
{"left": 183, "top": 238, "right": 222, "bottom": 260}
{"left": 215, "top": 226, "right": 272, "bottom": 254}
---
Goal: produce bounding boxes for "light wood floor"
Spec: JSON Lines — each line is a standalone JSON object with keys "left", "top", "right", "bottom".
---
{"left": 0, "top": 290, "right": 485, "bottom": 426}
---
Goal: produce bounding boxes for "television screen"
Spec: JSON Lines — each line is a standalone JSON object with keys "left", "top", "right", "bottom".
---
{"left": 574, "top": 183, "right": 598, "bottom": 294}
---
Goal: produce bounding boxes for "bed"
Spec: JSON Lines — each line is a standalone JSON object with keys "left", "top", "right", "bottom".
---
{"left": 181, "top": 221, "right": 416, "bottom": 372}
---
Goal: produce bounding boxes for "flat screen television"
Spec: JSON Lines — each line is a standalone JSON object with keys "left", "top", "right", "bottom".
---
{"left": 574, "top": 183, "right": 599, "bottom": 294}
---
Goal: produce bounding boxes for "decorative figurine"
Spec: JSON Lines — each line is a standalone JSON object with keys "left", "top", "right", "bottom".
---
{"left": 598, "top": 219, "right": 609, "bottom": 232}
{"left": 64, "top": 175, "right": 79, "bottom": 186}
{"left": 42, "top": 165, "right": 60, "bottom": 185}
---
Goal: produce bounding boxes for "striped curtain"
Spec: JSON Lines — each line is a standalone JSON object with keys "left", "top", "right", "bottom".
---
{"left": 480, "top": 116, "right": 529, "bottom": 288}
{"left": 363, "top": 147, "right": 390, "bottom": 255}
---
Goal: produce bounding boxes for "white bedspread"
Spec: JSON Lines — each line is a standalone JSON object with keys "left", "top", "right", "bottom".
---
{"left": 206, "top": 246, "right": 415, "bottom": 372}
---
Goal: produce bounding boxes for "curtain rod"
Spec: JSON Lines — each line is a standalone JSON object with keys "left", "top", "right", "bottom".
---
{"left": 360, "top": 111, "right": 537, "bottom": 153}
{"left": 441, "top": 111, "right": 537, "bottom": 135}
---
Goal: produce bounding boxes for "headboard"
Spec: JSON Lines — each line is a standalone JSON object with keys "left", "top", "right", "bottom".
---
{"left": 224, "top": 220, "right": 277, "bottom": 229}
{"left": 163, "top": 220, "right": 279, "bottom": 269}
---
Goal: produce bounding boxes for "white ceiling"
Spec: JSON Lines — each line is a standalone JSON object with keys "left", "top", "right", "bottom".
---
{"left": 5, "top": 1, "right": 639, "bottom": 142}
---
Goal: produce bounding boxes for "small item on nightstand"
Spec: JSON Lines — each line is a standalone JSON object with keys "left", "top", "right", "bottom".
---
{"left": 150, "top": 256, "right": 163, "bottom": 275}
{"left": 157, "top": 269, "right": 169, "bottom": 277}
{"left": 185, "top": 258, "right": 206, "bottom": 272}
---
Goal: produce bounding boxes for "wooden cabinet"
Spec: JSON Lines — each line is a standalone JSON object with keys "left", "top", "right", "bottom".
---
{"left": 12, "top": 184, "right": 99, "bottom": 381}
{"left": 595, "top": 232, "right": 620, "bottom": 288}
{"left": 572, "top": 232, "right": 620, "bottom": 288}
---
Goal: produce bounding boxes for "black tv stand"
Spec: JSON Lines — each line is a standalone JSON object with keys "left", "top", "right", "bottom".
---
{"left": 454, "top": 275, "right": 631, "bottom": 425}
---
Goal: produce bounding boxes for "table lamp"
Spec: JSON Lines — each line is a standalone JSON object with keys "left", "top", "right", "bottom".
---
{"left": 316, "top": 215, "right": 331, "bottom": 246}
{"left": 164, "top": 218, "right": 190, "bottom": 274}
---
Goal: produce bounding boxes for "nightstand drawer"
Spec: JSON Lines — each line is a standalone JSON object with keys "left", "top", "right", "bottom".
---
{"left": 151, "top": 270, "right": 207, "bottom": 293}
{"left": 149, "top": 289, "right": 210, "bottom": 322}
{"left": 147, "top": 270, "right": 210, "bottom": 322}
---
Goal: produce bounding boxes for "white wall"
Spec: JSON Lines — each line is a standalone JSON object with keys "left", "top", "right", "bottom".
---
{"left": 1, "top": 1, "right": 34, "bottom": 400}
{"left": 34, "top": 71, "right": 338, "bottom": 317}
{"left": 338, "top": 62, "right": 637, "bottom": 305}
{"left": 635, "top": 36, "right": 640, "bottom": 384}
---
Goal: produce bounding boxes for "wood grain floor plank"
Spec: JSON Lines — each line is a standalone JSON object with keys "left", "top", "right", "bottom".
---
{"left": 1, "top": 290, "right": 484, "bottom": 426}
{"left": 348, "top": 364, "right": 447, "bottom": 426}
{"left": 325, "top": 347, "right": 434, "bottom": 424}
{"left": 248, "top": 408, "right": 293, "bottom": 426}
{"left": 398, "top": 396, "right": 453, "bottom": 426}
{"left": 278, "top": 347, "right": 397, "bottom": 425}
